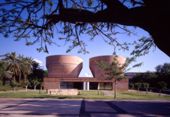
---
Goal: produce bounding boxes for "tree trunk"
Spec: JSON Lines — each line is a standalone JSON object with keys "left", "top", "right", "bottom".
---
{"left": 146, "top": 88, "right": 148, "bottom": 94}
{"left": 2, "top": 77, "right": 5, "bottom": 85}
{"left": 137, "top": 87, "right": 140, "bottom": 92}
{"left": 18, "top": 73, "right": 21, "bottom": 83}
{"left": 13, "top": 87, "right": 16, "bottom": 92}
{"left": 39, "top": 84, "right": 43, "bottom": 94}
{"left": 13, "top": 76, "right": 16, "bottom": 82}
{"left": 159, "top": 90, "right": 161, "bottom": 96}
{"left": 34, "top": 85, "right": 37, "bottom": 91}
{"left": 25, "top": 85, "right": 28, "bottom": 92}
{"left": 113, "top": 80, "right": 117, "bottom": 99}
{"left": 23, "top": 74, "right": 28, "bottom": 83}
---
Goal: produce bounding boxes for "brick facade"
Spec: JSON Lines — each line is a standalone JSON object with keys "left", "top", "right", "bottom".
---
{"left": 44, "top": 55, "right": 129, "bottom": 91}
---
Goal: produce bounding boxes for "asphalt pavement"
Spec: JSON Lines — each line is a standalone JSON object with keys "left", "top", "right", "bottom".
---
{"left": 0, "top": 98, "right": 170, "bottom": 117}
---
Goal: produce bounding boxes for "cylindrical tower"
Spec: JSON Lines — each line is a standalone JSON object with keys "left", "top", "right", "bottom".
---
{"left": 89, "top": 55, "right": 126, "bottom": 79}
{"left": 46, "top": 55, "right": 83, "bottom": 78}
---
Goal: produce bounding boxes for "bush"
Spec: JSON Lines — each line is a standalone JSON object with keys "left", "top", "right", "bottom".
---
{"left": 143, "top": 83, "right": 149, "bottom": 90}
{"left": 129, "top": 83, "right": 135, "bottom": 89}
{"left": 157, "top": 81, "right": 167, "bottom": 91}
{"left": 134, "top": 83, "right": 142, "bottom": 91}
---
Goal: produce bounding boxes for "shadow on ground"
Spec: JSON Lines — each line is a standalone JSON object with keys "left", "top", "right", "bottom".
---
{"left": 0, "top": 99, "right": 170, "bottom": 117}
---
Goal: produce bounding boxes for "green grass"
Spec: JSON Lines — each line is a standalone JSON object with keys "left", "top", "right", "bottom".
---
{"left": 0, "top": 90, "right": 109, "bottom": 99}
{"left": 79, "top": 90, "right": 104, "bottom": 96}
{"left": 0, "top": 90, "right": 170, "bottom": 100}
{"left": 0, "top": 90, "right": 46, "bottom": 98}
{"left": 117, "top": 91, "right": 170, "bottom": 100}
{"left": 78, "top": 90, "right": 113, "bottom": 99}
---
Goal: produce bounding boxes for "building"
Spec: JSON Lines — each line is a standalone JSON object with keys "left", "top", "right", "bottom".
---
{"left": 43, "top": 55, "right": 128, "bottom": 91}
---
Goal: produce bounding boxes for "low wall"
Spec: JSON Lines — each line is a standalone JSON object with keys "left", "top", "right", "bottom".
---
{"left": 47, "top": 89, "right": 79, "bottom": 95}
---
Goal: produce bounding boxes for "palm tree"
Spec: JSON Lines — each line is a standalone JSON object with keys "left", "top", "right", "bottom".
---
{"left": 0, "top": 59, "right": 14, "bottom": 85}
{"left": 19, "top": 56, "right": 33, "bottom": 83}
{"left": 0, "top": 61, "right": 5, "bottom": 80}
{"left": 0, "top": 61, "right": 6, "bottom": 84}
{"left": 3, "top": 52, "right": 21, "bottom": 83}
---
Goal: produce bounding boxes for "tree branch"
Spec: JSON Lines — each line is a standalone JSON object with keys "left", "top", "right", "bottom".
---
{"left": 45, "top": 0, "right": 146, "bottom": 28}
{"left": 45, "top": 7, "right": 143, "bottom": 28}
{"left": 101, "top": 0, "right": 128, "bottom": 9}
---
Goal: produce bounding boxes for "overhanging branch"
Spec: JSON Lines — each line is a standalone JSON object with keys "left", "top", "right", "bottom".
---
{"left": 45, "top": 0, "right": 145, "bottom": 28}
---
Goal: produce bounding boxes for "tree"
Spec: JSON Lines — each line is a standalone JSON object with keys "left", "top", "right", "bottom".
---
{"left": 0, "top": 52, "right": 45, "bottom": 91}
{"left": 2, "top": 70, "right": 13, "bottom": 85}
{"left": 2, "top": 52, "right": 21, "bottom": 82}
{"left": 155, "top": 63, "right": 170, "bottom": 84}
{"left": 129, "top": 83, "right": 135, "bottom": 89}
{"left": 0, "top": 52, "right": 36, "bottom": 86}
{"left": 0, "top": 0, "right": 169, "bottom": 56}
{"left": 0, "top": 61, "right": 11, "bottom": 85}
{"left": 19, "top": 56, "right": 33, "bottom": 83}
{"left": 29, "top": 61, "right": 44, "bottom": 86}
{"left": 129, "top": 63, "right": 170, "bottom": 92}
{"left": 129, "top": 71, "right": 158, "bottom": 88}
{"left": 156, "top": 63, "right": 170, "bottom": 74}
{"left": 10, "top": 80, "right": 19, "bottom": 91}
{"left": 157, "top": 81, "right": 167, "bottom": 96}
{"left": 0, "top": 61, "right": 5, "bottom": 80}
{"left": 23, "top": 80, "right": 30, "bottom": 92}
{"left": 31, "top": 77, "right": 40, "bottom": 90}
{"left": 143, "top": 83, "right": 149, "bottom": 94}
{"left": 134, "top": 82, "right": 142, "bottom": 91}
{"left": 98, "top": 56, "right": 142, "bottom": 99}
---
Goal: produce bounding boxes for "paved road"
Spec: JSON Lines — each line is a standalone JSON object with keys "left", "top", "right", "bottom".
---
{"left": 0, "top": 99, "right": 170, "bottom": 117}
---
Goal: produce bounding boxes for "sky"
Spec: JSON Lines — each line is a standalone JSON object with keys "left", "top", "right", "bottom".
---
{"left": 0, "top": 27, "right": 170, "bottom": 77}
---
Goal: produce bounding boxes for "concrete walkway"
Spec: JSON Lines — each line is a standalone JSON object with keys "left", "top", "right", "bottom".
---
{"left": 0, "top": 99, "right": 170, "bottom": 117}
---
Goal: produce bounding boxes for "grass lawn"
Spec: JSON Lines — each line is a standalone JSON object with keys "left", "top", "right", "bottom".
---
{"left": 0, "top": 90, "right": 170, "bottom": 100}
{"left": 117, "top": 91, "right": 170, "bottom": 100}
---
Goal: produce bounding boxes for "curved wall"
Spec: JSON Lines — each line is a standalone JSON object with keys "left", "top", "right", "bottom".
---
{"left": 90, "top": 55, "right": 126, "bottom": 79}
{"left": 46, "top": 55, "right": 83, "bottom": 78}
